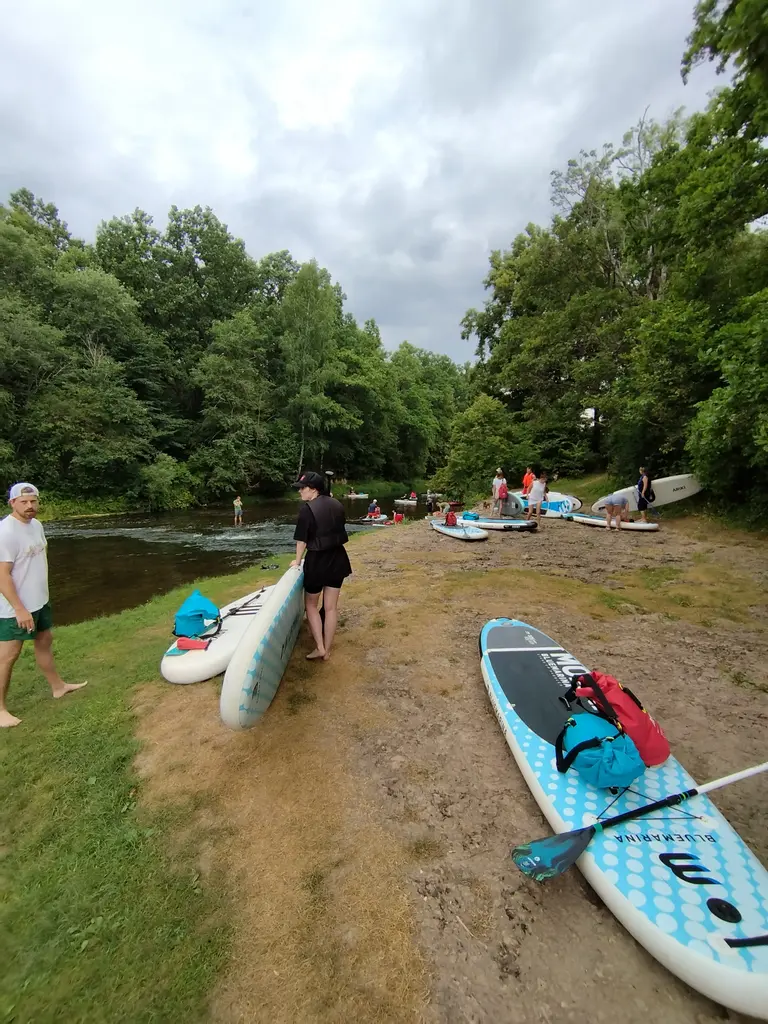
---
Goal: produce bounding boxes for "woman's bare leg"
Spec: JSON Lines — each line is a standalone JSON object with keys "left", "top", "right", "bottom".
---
{"left": 304, "top": 592, "right": 326, "bottom": 659}
{"left": 321, "top": 587, "right": 341, "bottom": 661}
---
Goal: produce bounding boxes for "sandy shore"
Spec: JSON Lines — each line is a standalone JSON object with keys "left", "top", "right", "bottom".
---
{"left": 135, "top": 514, "right": 768, "bottom": 1023}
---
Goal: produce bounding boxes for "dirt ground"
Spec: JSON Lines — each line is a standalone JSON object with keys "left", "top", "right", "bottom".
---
{"left": 135, "top": 512, "right": 768, "bottom": 1024}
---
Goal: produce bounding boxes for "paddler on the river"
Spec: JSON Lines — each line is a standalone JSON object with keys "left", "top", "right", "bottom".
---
{"left": 290, "top": 471, "right": 352, "bottom": 662}
{"left": 0, "top": 483, "right": 87, "bottom": 727}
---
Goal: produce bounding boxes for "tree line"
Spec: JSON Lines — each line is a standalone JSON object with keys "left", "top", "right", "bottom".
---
{"left": 0, "top": 192, "right": 469, "bottom": 508}
{"left": 440, "top": 0, "right": 768, "bottom": 516}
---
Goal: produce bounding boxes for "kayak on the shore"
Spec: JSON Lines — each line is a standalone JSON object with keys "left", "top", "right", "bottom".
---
{"left": 479, "top": 617, "right": 768, "bottom": 1019}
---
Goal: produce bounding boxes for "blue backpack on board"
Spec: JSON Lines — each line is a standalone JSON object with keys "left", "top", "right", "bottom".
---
{"left": 173, "top": 590, "right": 221, "bottom": 638}
{"left": 555, "top": 711, "right": 646, "bottom": 790}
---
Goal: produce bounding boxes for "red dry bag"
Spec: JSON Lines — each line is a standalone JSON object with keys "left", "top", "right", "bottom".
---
{"left": 569, "top": 671, "right": 670, "bottom": 767}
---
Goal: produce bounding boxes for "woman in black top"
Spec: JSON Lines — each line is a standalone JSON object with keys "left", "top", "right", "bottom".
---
{"left": 290, "top": 471, "right": 352, "bottom": 661}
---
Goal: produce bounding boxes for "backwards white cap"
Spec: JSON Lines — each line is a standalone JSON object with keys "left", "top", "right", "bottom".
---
{"left": 8, "top": 482, "right": 39, "bottom": 501}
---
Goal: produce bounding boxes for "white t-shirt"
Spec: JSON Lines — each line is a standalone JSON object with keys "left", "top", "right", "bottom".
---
{"left": 528, "top": 480, "right": 547, "bottom": 503}
{"left": 492, "top": 476, "right": 507, "bottom": 498}
{"left": 0, "top": 515, "right": 49, "bottom": 616}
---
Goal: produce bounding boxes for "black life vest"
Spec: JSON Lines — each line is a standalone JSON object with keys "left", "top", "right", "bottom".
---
{"left": 305, "top": 494, "right": 349, "bottom": 552}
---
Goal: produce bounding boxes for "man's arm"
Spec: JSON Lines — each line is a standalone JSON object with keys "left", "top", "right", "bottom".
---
{"left": 0, "top": 563, "right": 33, "bottom": 631}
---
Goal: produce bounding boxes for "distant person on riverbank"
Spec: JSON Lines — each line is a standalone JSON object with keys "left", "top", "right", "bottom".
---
{"left": 522, "top": 466, "right": 535, "bottom": 496}
{"left": 290, "top": 471, "right": 352, "bottom": 663}
{"left": 394, "top": 511, "right": 404, "bottom": 524}
{"left": 0, "top": 483, "right": 87, "bottom": 727}
{"left": 603, "top": 493, "right": 630, "bottom": 530}
{"left": 233, "top": 495, "right": 243, "bottom": 526}
{"left": 491, "top": 469, "right": 507, "bottom": 517}
{"left": 525, "top": 471, "right": 549, "bottom": 524}
{"left": 637, "top": 467, "right": 654, "bottom": 523}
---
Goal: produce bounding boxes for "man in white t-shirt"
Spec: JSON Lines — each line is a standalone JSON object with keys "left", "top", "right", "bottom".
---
{"left": 0, "top": 483, "right": 86, "bottom": 727}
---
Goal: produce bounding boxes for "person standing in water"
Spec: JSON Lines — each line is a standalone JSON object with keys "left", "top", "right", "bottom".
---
{"left": 290, "top": 471, "right": 352, "bottom": 662}
{"left": 0, "top": 483, "right": 87, "bottom": 727}
{"left": 233, "top": 495, "right": 243, "bottom": 526}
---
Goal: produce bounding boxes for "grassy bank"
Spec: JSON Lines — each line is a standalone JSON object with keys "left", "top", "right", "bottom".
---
{"left": 0, "top": 556, "right": 292, "bottom": 1024}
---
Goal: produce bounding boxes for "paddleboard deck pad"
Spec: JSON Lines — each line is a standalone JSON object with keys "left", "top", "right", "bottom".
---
{"left": 220, "top": 565, "right": 305, "bottom": 730}
{"left": 565, "top": 513, "right": 659, "bottom": 532}
{"left": 480, "top": 618, "right": 768, "bottom": 1018}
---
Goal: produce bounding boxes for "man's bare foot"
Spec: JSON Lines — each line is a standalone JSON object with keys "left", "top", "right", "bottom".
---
{"left": 322, "top": 652, "right": 331, "bottom": 661}
{"left": 306, "top": 650, "right": 326, "bottom": 661}
{"left": 0, "top": 710, "right": 21, "bottom": 727}
{"left": 52, "top": 681, "right": 88, "bottom": 700}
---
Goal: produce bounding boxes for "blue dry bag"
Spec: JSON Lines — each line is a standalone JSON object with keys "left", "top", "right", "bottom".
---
{"left": 462, "top": 510, "right": 480, "bottom": 520}
{"left": 555, "top": 712, "right": 645, "bottom": 789}
{"left": 173, "top": 590, "right": 221, "bottom": 638}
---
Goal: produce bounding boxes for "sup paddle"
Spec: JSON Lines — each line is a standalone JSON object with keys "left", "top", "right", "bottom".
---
{"left": 511, "top": 761, "right": 768, "bottom": 882}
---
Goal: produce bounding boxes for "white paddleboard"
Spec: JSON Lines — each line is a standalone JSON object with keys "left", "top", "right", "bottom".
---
{"left": 566, "top": 512, "right": 659, "bottom": 532}
{"left": 430, "top": 521, "right": 488, "bottom": 542}
{"left": 394, "top": 498, "right": 418, "bottom": 506}
{"left": 457, "top": 516, "right": 537, "bottom": 532}
{"left": 481, "top": 618, "right": 768, "bottom": 1019}
{"left": 592, "top": 474, "right": 701, "bottom": 513}
{"left": 220, "top": 565, "right": 305, "bottom": 730}
{"left": 161, "top": 586, "right": 273, "bottom": 684}
{"left": 512, "top": 491, "right": 582, "bottom": 517}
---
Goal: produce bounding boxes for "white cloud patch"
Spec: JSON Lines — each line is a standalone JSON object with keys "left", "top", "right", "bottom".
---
{"left": 1, "top": 0, "right": 725, "bottom": 359}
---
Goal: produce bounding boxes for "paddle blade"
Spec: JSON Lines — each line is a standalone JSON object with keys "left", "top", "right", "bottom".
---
{"left": 511, "top": 825, "right": 596, "bottom": 882}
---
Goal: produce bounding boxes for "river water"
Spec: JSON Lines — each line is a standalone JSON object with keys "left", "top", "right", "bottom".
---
{"left": 43, "top": 495, "right": 430, "bottom": 625}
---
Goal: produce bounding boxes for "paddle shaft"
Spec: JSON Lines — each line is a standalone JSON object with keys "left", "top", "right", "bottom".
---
{"left": 593, "top": 761, "right": 768, "bottom": 834}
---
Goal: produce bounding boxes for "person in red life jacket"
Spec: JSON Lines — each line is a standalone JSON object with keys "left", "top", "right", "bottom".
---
{"left": 290, "top": 471, "right": 352, "bottom": 662}
{"left": 522, "top": 466, "right": 535, "bottom": 496}
{"left": 393, "top": 511, "right": 404, "bottom": 523}
{"left": 444, "top": 509, "right": 458, "bottom": 526}
{"left": 409, "top": 490, "right": 417, "bottom": 500}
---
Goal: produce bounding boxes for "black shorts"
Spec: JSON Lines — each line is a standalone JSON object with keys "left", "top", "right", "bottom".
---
{"left": 637, "top": 496, "right": 649, "bottom": 511}
{"left": 302, "top": 547, "right": 352, "bottom": 594}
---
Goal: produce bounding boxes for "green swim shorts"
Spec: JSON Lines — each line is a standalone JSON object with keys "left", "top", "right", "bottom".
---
{"left": 0, "top": 602, "right": 53, "bottom": 641}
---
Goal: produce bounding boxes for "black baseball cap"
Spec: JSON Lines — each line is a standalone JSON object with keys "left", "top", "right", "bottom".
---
{"left": 292, "top": 471, "right": 326, "bottom": 491}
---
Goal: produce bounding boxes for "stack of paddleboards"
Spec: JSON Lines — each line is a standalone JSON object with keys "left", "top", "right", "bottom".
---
{"left": 512, "top": 491, "right": 582, "bottom": 518}
{"left": 431, "top": 520, "right": 488, "bottom": 542}
{"left": 480, "top": 618, "right": 768, "bottom": 1018}
{"left": 160, "top": 565, "right": 306, "bottom": 731}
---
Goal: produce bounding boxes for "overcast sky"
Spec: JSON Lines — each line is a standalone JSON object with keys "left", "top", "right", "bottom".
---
{"left": 1, "top": 1, "right": 723, "bottom": 361}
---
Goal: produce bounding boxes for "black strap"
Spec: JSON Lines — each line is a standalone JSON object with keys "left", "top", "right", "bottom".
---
{"left": 570, "top": 672, "right": 622, "bottom": 730}
{"left": 555, "top": 719, "right": 605, "bottom": 775}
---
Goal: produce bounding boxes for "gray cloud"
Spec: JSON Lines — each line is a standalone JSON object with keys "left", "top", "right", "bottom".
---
{"left": 0, "top": 0, "right": 724, "bottom": 361}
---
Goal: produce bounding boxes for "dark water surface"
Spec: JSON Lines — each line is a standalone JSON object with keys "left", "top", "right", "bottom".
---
{"left": 44, "top": 495, "right": 429, "bottom": 626}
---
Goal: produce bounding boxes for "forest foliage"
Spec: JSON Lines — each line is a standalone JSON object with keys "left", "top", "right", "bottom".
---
{"left": 2, "top": 0, "right": 768, "bottom": 516}
{"left": 448, "top": 0, "right": 768, "bottom": 513}
{"left": 0, "top": 195, "right": 469, "bottom": 508}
